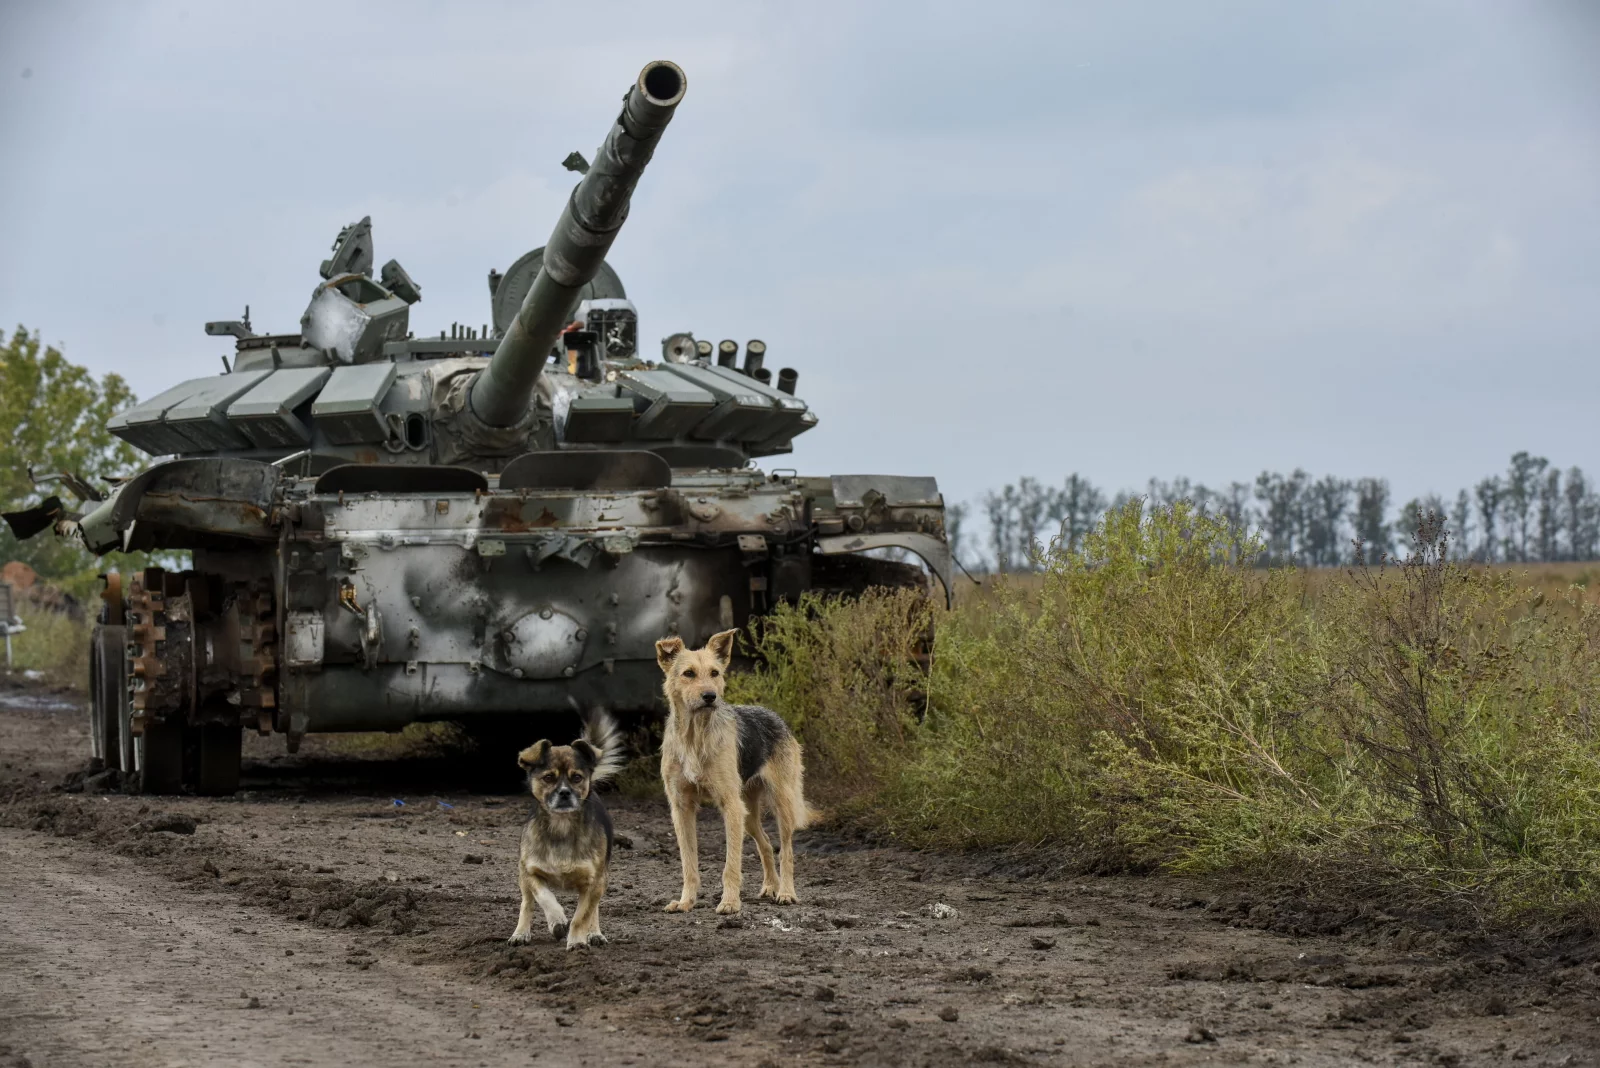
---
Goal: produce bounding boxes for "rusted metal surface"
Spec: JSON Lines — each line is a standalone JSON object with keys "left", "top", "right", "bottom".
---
{"left": 233, "top": 582, "right": 278, "bottom": 735}
{"left": 126, "top": 571, "right": 193, "bottom": 732}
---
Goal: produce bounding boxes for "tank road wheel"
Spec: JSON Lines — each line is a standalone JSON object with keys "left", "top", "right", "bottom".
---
{"left": 117, "top": 700, "right": 136, "bottom": 777}
{"left": 88, "top": 624, "right": 127, "bottom": 770}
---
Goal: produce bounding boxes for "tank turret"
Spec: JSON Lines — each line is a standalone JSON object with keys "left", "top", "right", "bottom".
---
{"left": 469, "top": 61, "right": 685, "bottom": 429}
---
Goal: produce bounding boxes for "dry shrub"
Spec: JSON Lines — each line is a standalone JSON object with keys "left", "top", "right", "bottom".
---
{"left": 727, "top": 586, "right": 931, "bottom": 794}
{"left": 899, "top": 500, "right": 1324, "bottom": 865}
{"left": 1314, "top": 515, "right": 1600, "bottom": 912}
{"left": 734, "top": 501, "right": 1600, "bottom": 922}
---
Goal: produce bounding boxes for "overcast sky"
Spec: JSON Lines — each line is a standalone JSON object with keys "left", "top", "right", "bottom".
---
{"left": 2, "top": 1, "right": 1596, "bottom": 513}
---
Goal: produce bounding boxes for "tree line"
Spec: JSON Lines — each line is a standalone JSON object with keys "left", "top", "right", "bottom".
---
{"left": 949, "top": 452, "right": 1600, "bottom": 572}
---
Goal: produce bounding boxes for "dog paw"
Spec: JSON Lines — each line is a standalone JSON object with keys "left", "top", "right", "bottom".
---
{"left": 775, "top": 891, "right": 797, "bottom": 906}
{"left": 507, "top": 930, "right": 534, "bottom": 946}
{"left": 664, "top": 898, "right": 695, "bottom": 913}
{"left": 715, "top": 898, "right": 742, "bottom": 915}
{"left": 564, "top": 930, "right": 607, "bottom": 951}
{"left": 549, "top": 921, "right": 569, "bottom": 942}
{"left": 758, "top": 885, "right": 780, "bottom": 901}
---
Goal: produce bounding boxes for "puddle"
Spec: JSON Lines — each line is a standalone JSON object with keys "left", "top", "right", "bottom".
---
{"left": 0, "top": 691, "right": 82, "bottom": 714}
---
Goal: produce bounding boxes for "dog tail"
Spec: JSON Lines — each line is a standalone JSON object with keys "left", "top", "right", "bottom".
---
{"left": 776, "top": 737, "right": 822, "bottom": 830}
{"left": 796, "top": 802, "right": 824, "bottom": 831}
{"left": 581, "top": 709, "right": 627, "bottom": 784}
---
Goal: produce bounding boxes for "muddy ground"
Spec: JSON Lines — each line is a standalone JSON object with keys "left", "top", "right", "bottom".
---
{"left": 1, "top": 684, "right": 1597, "bottom": 1068}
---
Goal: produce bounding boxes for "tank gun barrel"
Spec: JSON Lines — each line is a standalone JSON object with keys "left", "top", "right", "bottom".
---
{"left": 469, "top": 61, "right": 687, "bottom": 428}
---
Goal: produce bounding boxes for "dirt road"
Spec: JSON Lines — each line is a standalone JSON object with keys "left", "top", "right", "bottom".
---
{"left": 2, "top": 686, "right": 1596, "bottom": 1067}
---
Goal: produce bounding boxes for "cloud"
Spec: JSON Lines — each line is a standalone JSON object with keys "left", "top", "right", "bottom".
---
{"left": 0, "top": 0, "right": 1596, "bottom": 512}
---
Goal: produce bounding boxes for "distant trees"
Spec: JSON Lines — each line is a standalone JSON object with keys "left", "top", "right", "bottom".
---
{"left": 979, "top": 475, "right": 1104, "bottom": 572}
{"left": 958, "top": 452, "right": 1600, "bottom": 572}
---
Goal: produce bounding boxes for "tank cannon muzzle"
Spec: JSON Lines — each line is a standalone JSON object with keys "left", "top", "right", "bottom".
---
{"left": 469, "top": 61, "right": 687, "bottom": 428}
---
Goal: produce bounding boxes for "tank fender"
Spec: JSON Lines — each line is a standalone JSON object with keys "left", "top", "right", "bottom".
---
{"left": 815, "top": 531, "right": 954, "bottom": 607}
{"left": 80, "top": 457, "right": 282, "bottom": 554}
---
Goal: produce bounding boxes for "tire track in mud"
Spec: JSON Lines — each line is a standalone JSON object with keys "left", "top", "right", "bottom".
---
{"left": 0, "top": 830, "right": 632, "bottom": 1068}
{"left": 3, "top": 690, "right": 1598, "bottom": 1067}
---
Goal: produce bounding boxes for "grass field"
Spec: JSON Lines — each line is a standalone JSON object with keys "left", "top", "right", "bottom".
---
{"left": 731, "top": 505, "right": 1600, "bottom": 928}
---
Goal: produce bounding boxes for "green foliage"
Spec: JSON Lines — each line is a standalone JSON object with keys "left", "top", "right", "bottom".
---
{"left": 734, "top": 501, "right": 1600, "bottom": 922}
{"left": 8, "top": 604, "right": 93, "bottom": 687}
{"left": 0, "top": 327, "right": 141, "bottom": 503}
{"left": 0, "top": 326, "right": 169, "bottom": 600}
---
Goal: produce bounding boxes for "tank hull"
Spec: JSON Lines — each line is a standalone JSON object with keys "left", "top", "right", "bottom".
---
{"left": 92, "top": 464, "right": 947, "bottom": 790}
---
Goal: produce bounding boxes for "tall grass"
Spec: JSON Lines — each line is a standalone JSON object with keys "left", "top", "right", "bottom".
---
{"left": 734, "top": 502, "right": 1600, "bottom": 921}
{"left": 8, "top": 605, "right": 91, "bottom": 687}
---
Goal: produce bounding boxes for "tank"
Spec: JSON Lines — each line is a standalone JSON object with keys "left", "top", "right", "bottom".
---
{"left": 6, "top": 61, "right": 953, "bottom": 794}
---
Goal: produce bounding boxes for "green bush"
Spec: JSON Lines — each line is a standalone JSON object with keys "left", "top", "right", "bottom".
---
{"left": 734, "top": 502, "right": 1600, "bottom": 922}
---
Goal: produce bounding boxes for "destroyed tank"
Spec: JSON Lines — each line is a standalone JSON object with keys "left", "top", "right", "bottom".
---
{"left": 6, "top": 61, "right": 952, "bottom": 794}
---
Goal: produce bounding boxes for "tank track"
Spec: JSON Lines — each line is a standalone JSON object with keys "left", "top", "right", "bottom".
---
{"left": 235, "top": 582, "right": 278, "bottom": 734}
{"left": 123, "top": 569, "right": 260, "bottom": 794}
{"left": 127, "top": 570, "right": 193, "bottom": 732}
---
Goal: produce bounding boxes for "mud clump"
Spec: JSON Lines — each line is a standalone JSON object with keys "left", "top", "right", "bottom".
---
{"left": 308, "top": 885, "right": 419, "bottom": 932}
{"left": 23, "top": 803, "right": 100, "bottom": 838}
{"left": 129, "top": 814, "right": 198, "bottom": 836}
{"left": 57, "top": 761, "right": 127, "bottom": 795}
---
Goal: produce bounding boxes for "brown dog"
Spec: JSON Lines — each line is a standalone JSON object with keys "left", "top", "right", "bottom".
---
{"left": 507, "top": 712, "right": 624, "bottom": 950}
{"left": 656, "top": 630, "right": 815, "bottom": 914}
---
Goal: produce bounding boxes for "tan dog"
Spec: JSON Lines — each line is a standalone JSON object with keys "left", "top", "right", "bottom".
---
{"left": 507, "top": 712, "right": 624, "bottom": 950}
{"left": 656, "top": 630, "right": 815, "bottom": 914}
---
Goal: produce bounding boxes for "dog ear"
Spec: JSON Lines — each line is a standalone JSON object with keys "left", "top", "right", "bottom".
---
{"left": 655, "top": 636, "right": 684, "bottom": 673}
{"left": 570, "top": 738, "right": 599, "bottom": 771}
{"left": 706, "top": 628, "right": 739, "bottom": 668}
{"left": 516, "top": 740, "right": 551, "bottom": 771}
